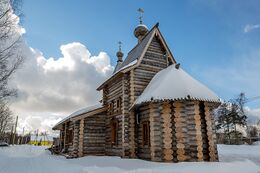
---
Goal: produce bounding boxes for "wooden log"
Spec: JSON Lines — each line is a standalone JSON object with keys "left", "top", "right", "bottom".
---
{"left": 78, "top": 118, "right": 84, "bottom": 157}
{"left": 149, "top": 102, "right": 156, "bottom": 161}
{"left": 162, "top": 101, "right": 173, "bottom": 162}
{"left": 204, "top": 102, "right": 218, "bottom": 161}
{"left": 173, "top": 101, "right": 186, "bottom": 161}
{"left": 129, "top": 111, "right": 136, "bottom": 157}
{"left": 194, "top": 101, "right": 204, "bottom": 161}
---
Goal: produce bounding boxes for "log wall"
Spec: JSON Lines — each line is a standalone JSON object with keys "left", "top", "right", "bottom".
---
{"left": 67, "top": 122, "right": 74, "bottom": 154}
{"left": 72, "top": 120, "right": 80, "bottom": 157}
{"left": 83, "top": 113, "right": 106, "bottom": 156}
{"left": 204, "top": 102, "right": 219, "bottom": 161}
{"left": 122, "top": 73, "right": 131, "bottom": 157}
{"left": 104, "top": 74, "right": 124, "bottom": 156}
{"left": 78, "top": 119, "right": 84, "bottom": 157}
{"left": 136, "top": 100, "right": 219, "bottom": 162}
{"left": 136, "top": 104, "right": 151, "bottom": 160}
{"left": 148, "top": 102, "right": 163, "bottom": 161}
{"left": 133, "top": 36, "right": 168, "bottom": 100}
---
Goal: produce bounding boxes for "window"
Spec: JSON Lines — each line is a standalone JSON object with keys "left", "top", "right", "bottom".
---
{"left": 109, "top": 98, "right": 121, "bottom": 115}
{"left": 116, "top": 99, "right": 120, "bottom": 108}
{"left": 116, "top": 97, "right": 121, "bottom": 113}
{"left": 109, "top": 101, "right": 114, "bottom": 115}
{"left": 111, "top": 119, "right": 118, "bottom": 145}
{"left": 142, "top": 121, "right": 150, "bottom": 146}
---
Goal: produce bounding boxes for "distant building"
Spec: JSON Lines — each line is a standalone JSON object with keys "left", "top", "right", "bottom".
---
{"left": 29, "top": 134, "right": 53, "bottom": 146}
{"left": 53, "top": 18, "right": 220, "bottom": 162}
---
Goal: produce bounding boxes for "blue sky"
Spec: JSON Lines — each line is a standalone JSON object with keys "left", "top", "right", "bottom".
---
{"left": 21, "top": 0, "right": 260, "bottom": 108}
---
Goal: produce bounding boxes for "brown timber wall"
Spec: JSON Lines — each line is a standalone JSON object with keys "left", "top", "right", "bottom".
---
{"left": 105, "top": 75, "right": 123, "bottom": 156}
{"left": 67, "top": 122, "right": 74, "bottom": 154}
{"left": 136, "top": 100, "right": 218, "bottom": 162}
{"left": 72, "top": 120, "right": 80, "bottom": 157}
{"left": 83, "top": 113, "right": 106, "bottom": 156}
{"left": 136, "top": 104, "right": 151, "bottom": 160}
{"left": 133, "top": 36, "right": 168, "bottom": 100}
{"left": 122, "top": 73, "right": 131, "bottom": 157}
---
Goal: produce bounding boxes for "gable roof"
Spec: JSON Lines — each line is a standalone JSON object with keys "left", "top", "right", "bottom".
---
{"left": 52, "top": 103, "right": 104, "bottom": 130}
{"left": 119, "top": 26, "right": 155, "bottom": 71}
{"left": 97, "top": 23, "right": 176, "bottom": 91}
{"left": 134, "top": 64, "right": 220, "bottom": 106}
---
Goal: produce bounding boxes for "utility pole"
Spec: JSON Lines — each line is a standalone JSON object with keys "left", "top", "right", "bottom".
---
{"left": 22, "top": 127, "right": 25, "bottom": 144}
{"left": 10, "top": 126, "right": 13, "bottom": 144}
{"left": 12, "top": 116, "right": 18, "bottom": 145}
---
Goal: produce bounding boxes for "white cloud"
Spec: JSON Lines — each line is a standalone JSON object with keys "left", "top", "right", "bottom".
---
{"left": 244, "top": 24, "right": 260, "bottom": 33}
{"left": 9, "top": 42, "right": 113, "bottom": 135}
{"left": 245, "top": 107, "right": 260, "bottom": 123}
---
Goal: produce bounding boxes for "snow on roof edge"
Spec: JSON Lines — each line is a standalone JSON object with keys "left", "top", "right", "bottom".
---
{"left": 97, "top": 59, "right": 137, "bottom": 90}
{"left": 53, "top": 103, "right": 102, "bottom": 129}
{"left": 134, "top": 64, "right": 221, "bottom": 107}
{"left": 132, "top": 97, "right": 221, "bottom": 109}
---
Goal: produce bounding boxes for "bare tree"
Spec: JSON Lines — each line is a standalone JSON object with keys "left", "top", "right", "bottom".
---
{"left": 0, "top": 0, "right": 24, "bottom": 102}
{"left": 0, "top": 0, "right": 23, "bottom": 140}
{"left": 215, "top": 99, "right": 247, "bottom": 144}
{"left": 0, "top": 102, "right": 13, "bottom": 139}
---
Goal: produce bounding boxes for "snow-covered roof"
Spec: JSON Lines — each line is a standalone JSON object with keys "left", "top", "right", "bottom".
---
{"left": 114, "top": 59, "right": 137, "bottom": 74}
{"left": 134, "top": 64, "right": 220, "bottom": 105}
{"left": 53, "top": 103, "right": 102, "bottom": 129}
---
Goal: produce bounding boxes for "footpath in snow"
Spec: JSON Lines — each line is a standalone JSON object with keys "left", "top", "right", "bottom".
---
{"left": 0, "top": 144, "right": 260, "bottom": 173}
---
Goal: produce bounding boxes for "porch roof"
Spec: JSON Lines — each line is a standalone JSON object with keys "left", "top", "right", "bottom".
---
{"left": 52, "top": 103, "right": 104, "bottom": 130}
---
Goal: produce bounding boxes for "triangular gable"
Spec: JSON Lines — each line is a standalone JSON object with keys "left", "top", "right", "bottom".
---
{"left": 121, "top": 23, "right": 176, "bottom": 72}
{"left": 97, "top": 23, "right": 177, "bottom": 90}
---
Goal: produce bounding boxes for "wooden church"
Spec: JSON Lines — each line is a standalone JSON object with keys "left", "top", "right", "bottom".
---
{"left": 53, "top": 14, "right": 220, "bottom": 162}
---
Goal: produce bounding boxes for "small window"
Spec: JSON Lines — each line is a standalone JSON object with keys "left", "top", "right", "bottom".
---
{"left": 116, "top": 99, "right": 120, "bottom": 108}
{"left": 111, "top": 120, "right": 118, "bottom": 145}
{"left": 142, "top": 121, "right": 150, "bottom": 146}
{"left": 116, "top": 98, "right": 121, "bottom": 113}
{"left": 109, "top": 102, "right": 114, "bottom": 115}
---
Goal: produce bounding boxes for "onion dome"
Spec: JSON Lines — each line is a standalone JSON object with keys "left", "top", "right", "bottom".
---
{"left": 134, "top": 24, "right": 148, "bottom": 41}
{"left": 116, "top": 41, "right": 123, "bottom": 62}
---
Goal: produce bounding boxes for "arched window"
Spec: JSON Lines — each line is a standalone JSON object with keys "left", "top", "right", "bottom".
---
{"left": 111, "top": 119, "right": 118, "bottom": 145}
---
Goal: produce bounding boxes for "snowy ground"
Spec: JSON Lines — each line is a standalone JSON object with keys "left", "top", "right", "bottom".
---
{"left": 0, "top": 144, "right": 260, "bottom": 173}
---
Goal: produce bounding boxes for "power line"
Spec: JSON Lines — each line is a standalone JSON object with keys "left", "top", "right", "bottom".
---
{"left": 245, "top": 96, "right": 260, "bottom": 103}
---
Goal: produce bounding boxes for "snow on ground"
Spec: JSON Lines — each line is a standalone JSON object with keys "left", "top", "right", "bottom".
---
{"left": 218, "top": 143, "right": 260, "bottom": 165}
{"left": 0, "top": 144, "right": 260, "bottom": 173}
